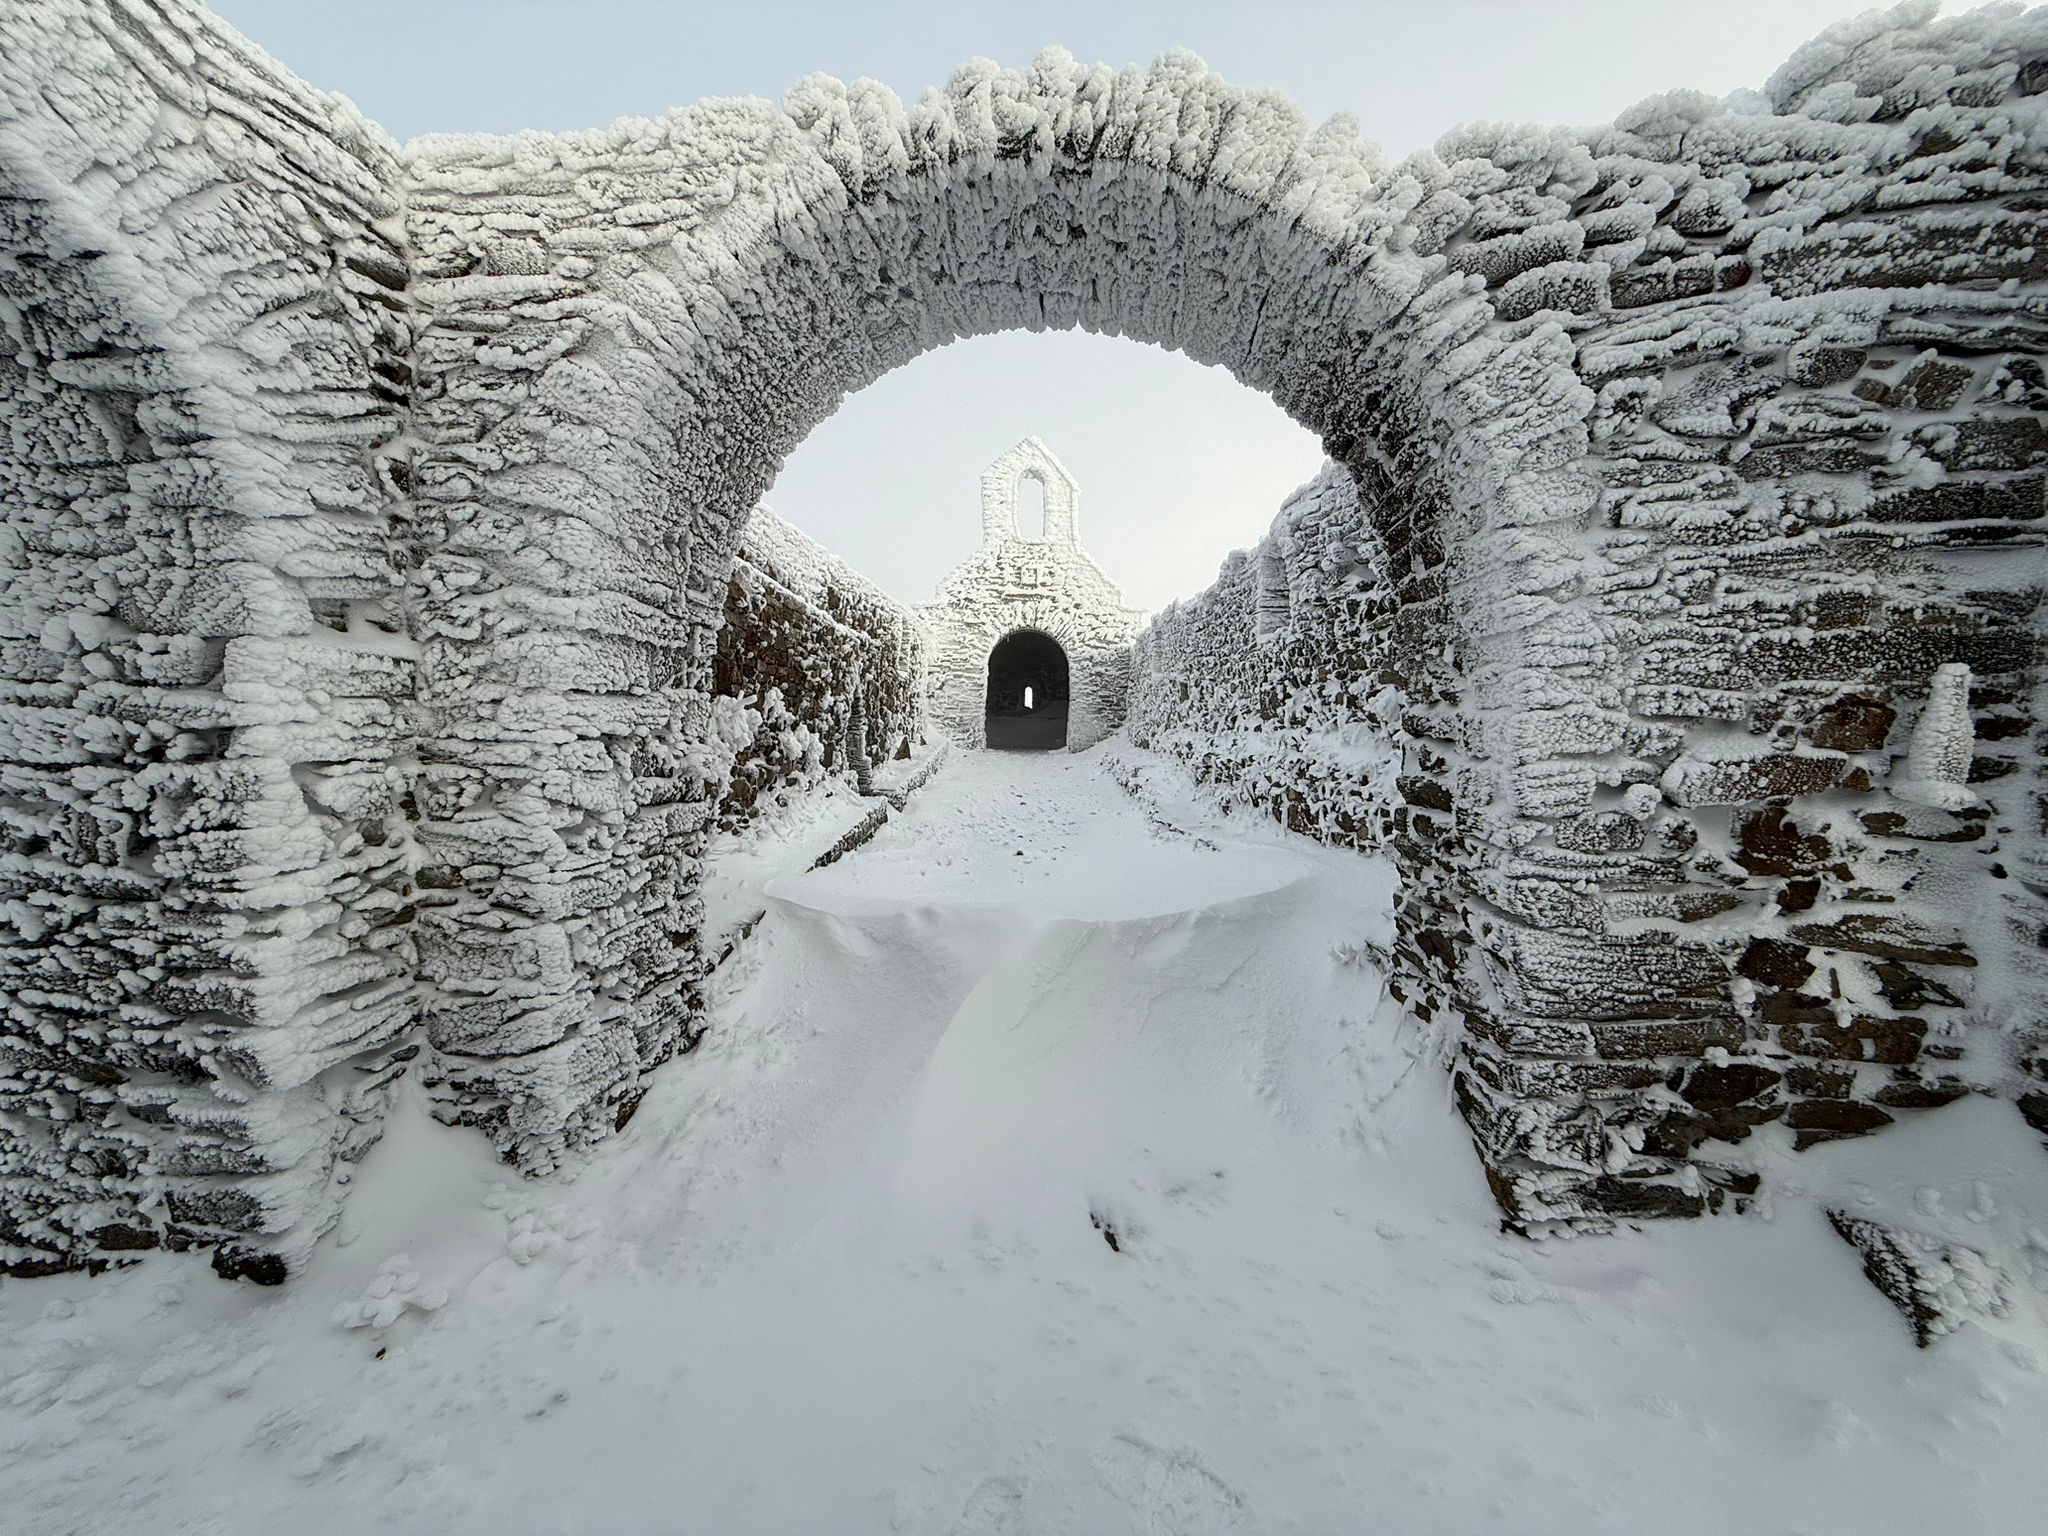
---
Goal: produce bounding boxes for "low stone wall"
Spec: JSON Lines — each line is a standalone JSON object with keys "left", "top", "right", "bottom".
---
{"left": 714, "top": 507, "right": 927, "bottom": 830}
{"left": 1127, "top": 464, "right": 1402, "bottom": 849}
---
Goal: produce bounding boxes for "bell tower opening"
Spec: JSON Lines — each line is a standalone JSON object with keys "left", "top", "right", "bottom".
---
{"left": 1014, "top": 473, "right": 1047, "bottom": 542}
{"left": 984, "top": 629, "right": 1070, "bottom": 750}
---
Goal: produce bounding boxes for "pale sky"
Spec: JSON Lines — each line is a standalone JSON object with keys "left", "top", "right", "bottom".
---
{"left": 212, "top": 0, "right": 1909, "bottom": 613}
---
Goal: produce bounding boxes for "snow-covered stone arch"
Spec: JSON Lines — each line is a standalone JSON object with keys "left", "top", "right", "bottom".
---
{"left": 399, "top": 48, "right": 1606, "bottom": 1180}
{"left": 3, "top": 0, "right": 2045, "bottom": 1278}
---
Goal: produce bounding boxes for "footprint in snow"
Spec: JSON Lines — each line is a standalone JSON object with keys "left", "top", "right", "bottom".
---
{"left": 950, "top": 1474, "right": 1027, "bottom": 1535}
{"left": 1094, "top": 1432, "right": 1253, "bottom": 1536}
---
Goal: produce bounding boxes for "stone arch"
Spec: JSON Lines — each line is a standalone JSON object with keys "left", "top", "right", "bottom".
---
{"left": 400, "top": 50, "right": 1595, "bottom": 1180}
{"left": 4, "top": 1, "right": 2041, "bottom": 1276}
{"left": 401, "top": 16, "right": 2048, "bottom": 1228}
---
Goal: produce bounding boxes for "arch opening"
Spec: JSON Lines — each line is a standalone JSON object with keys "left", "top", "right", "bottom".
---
{"left": 984, "top": 629, "right": 1070, "bottom": 750}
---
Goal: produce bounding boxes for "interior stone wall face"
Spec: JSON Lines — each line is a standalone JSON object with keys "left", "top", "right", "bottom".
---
{"left": 714, "top": 506, "right": 927, "bottom": 830}
{"left": 1, "top": 0, "right": 2042, "bottom": 1274}
{"left": 919, "top": 437, "right": 1144, "bottom": 752}
{"left": 1128, "top": 462, "right": 1403, "bottom": 850}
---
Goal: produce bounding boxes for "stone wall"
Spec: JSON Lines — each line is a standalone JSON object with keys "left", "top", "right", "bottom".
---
{"left": 1414, "top": 20, "right": 2048, "bottom": 1228}
{"left": 714, "top": 507, "right": 927, "bottom": 830}
{"left": 1127, "top": 463, "right": 1402, "bottom": 848}
{"left": 0, "top": 0, "right": 416, "bottom": 1279}
{"left": 919, "top": 437, "right": 1144, "bottom": 751}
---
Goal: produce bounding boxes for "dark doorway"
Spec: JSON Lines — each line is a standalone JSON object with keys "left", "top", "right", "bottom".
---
{"left": 984, "top": 629, "right": 1069, "bottom": 750}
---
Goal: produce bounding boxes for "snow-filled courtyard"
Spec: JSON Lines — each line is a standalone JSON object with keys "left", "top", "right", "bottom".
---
{"left": 4, "top": 748, "right": 2043, "bottom": 1535}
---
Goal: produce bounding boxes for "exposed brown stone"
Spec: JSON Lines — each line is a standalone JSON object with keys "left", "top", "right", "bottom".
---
{"left": 1782, "top": 1010, "right": 1929, "bottom": 1066}
{"left": 88, "top": 1222, "right": 160, "bottom": 1252}
{"left": 2019, "top": 1092, "right": 2048, "bottom": 1136}
{"left": 1680, "top": 1061, "right": 1783, "bottom": 1111}
{"left": 1788, "top": 1099, "right": 1895, "bottom": 1148}
{"left": 1643, "top": 1111, "right": 1713, "bottom": 1159}
{"left": 1810, "top": 694, "right": 1896, "bottom": 753}
{"left": 1790, "top": 914, "right": 1976, "bottom": 967}
{"left": 1580, "top": 1176, "right": 1708, "bottom": 1220}
{"left": 1900, "top": 359, "right": 1976, "bottom": 410}
{"left": 1858, "top": 807, "right": 1985, "bottom": 844}
{"left": 1700, "top": 1165, "right": 1762, "bottom": 1197}
{"left": 1874, "top": 1077, "right": 1970, "bottom": 1111}
{"left": 1867, "top": 476, "right": 2043, "bottom": 526}
{"left": 1736, "top": 938, "right": 1816, "bottom": 989}
{"left": 1929, "top": 417, "right": 2048, "bottom": 472}
{"left": 1788, "top": 346, "right": 1866, "bottom": 388}
{"left": 210, "top": 1243, "right": 290, "bottom": 1285}
{"left": 1786, "top": 1063, "right": 1854, "bottom": 1099}
{"left": 1734, "top": 803, "right": 1839, "bottom": 878}
{"left": 1663, "top": 752, "right": 1847, "bottom": 807}
{"left": 1590, "top": 1016, "right": 1746, "bottom": 1060}
{"left": 1871, "top": 959, "right": 1965, "bottom": 1011}
{"left": 1776, "top": 878, "right": 1821, "bottom": 914}
{"left": 1397, "top": 774, "right": 1454, "bottom": 812}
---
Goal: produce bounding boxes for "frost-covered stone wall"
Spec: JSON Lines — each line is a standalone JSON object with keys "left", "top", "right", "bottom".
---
{"left": 1425, "top": 20, "right": 2048, "bottom": 1228}
{"left": 2, "top": 0, "right": 2044, "bottom": 1275}
{"left": 919, "top": 437, "right": 1144, "bottom": 750}
{"left": 714, "top": 507, "right": 926, "bottom": 830}
{"left": 0, "top": 0, "right": 416, "bottom": 1280}
{"left": 1128, "top": 463, "right": 1402, "bottom": 846}
{"left": 1118, "top": 7, "right": 2048, "bottom": 1228}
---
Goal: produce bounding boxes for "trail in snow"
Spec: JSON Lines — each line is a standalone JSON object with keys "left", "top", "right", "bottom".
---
{"left": 3, "top": 748, "right": 2045, "bottom": 1535}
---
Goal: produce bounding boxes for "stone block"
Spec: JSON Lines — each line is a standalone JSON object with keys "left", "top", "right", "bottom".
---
{"left": 1827, "top": 1212, "right": 2008, "bottom": 1345}
{"left": 1661, "top": 751, "right": 1848, "bottom": 807}
{"left": 1787, "top": 1099, "right": 1896, "bottom": 1148}
{"left": 1810, "top": 693, "right": 1896, "bottom": 752}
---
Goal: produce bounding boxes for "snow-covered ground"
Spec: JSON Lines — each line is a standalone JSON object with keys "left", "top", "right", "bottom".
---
{"left": 5, "top": 748, "right": 2044, "bottom": 1534}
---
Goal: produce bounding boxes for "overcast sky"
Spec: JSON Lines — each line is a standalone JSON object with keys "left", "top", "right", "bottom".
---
{"left": 214, "top": 0, "right": 1911, "bottom": 613}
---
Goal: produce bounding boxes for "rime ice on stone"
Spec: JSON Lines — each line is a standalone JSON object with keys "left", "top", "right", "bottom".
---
{"left": 1127, "top": 463, "right": 1402, "bottom": 849}
{"left": 919, "top": 439, "right": 1144, "bottom": 752}
{"left": 1891, "top": 664, "right": 1979, "bottom": 811}
{"left": 717, "top": 507, "right": 927, "bottom": 823}
{"left": 2, "top": 0, "right": 2045, "bottom": 1281}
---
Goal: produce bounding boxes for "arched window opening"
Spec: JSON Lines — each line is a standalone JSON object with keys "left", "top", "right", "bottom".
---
{"left": 1255, "top": 546, "right": 1291, "bottom": 646}
{"left": 1014, "top": 472, "right": 1047, "bottom": 542}
{"left": 985, "top": 629, "right": 1069, "bottom": 750}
